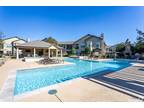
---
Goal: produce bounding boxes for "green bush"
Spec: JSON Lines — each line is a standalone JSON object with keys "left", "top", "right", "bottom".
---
{"left": 68, "top": 54, "right": 78, "bottom": 58}
{"left": 11, "top": 56, "right": 16, "bottom": 59}
{"left": 70, "top": 47, "right": 76, "bottom": 55}
{"left": 97, "top": 54, "right": 106, "bottom": 59}
{"left": 98, "top": 55, "right": 102, "bottom": 58}
{"left": 135, "top": 42, "right": 144, "bottom": 54}
{"left": 84, "top": 47, "right": 91, "bottom": 56}
{"left": 63, "top": 54, "right": 68, "bottom": 57}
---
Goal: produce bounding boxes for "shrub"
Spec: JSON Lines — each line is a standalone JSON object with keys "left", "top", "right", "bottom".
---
{"left": 84, "top": 47, "right": 91, "bottom": 56}
{"left": 71, "top": 47, "right": 76, "bottom": 55}
{"left": 11, "top": 56, "right": 16, "bottom": 59}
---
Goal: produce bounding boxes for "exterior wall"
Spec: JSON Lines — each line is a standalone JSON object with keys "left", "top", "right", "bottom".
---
{"left": 59, "top": 35, "right": 107, "bottom": 56}
{"left": 74, "top": 36, "right": 88, "bottom": 55}
{"left": 85, "top": 37, "right": 101, "bottom": 49}
{"left": 12, "top": 40, "right": 26, "bottom": 56}
{"left": 74, "top": 36, "right": 106, "bottom": 55}
{"left": 59, "top": 44, "right": 73, "bottom": 54}
{"left": 100, "top": 37, "right": 106, "bottom": 55}
{"left": 3, "top": 37, "right": 26, "bottom": 55}
{"left": 107, "top": 45, "right": 117, "bottom": 58}
{"left": 3, "top": 37, "right": 18, "bottom": 55}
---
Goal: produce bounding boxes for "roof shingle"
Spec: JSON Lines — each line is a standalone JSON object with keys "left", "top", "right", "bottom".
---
{"left": 16, "top": 40, "right": 52, "bottom": 48}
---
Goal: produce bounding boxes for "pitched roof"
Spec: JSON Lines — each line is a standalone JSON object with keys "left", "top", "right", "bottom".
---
{"left": 16, "top": 40, "right": 63, "bottom": 49}
{"left": 59, "top": 41, "right": 74, "bottom": 44}
{"left": 16, "top": 40, "right": 52, "bottom": 48}
{"left": 74, "top": 34, "right": 103, "bottom": 44}
{"left": 3, "top": 36, "right": 26, "bottom": 42}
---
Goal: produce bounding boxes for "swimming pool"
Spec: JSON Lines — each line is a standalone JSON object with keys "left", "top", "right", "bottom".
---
{"left": 14, "top": 58, "right": 131, "bottom": 95}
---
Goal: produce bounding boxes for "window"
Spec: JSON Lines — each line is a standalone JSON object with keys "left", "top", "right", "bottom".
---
{"left": 96, "top": 42, "right": 100, "bottom": 49}
{"left": 81, "top": 45, "right": 85, "bottom": 48}
{"left": 6, "top": 44, "right": 12, "bottom": 48}
{"left": 67, "top": 45, "right": 72, "bottom": 49}
{"left": 75, "top": 44, "right": 79, "bottom": 49}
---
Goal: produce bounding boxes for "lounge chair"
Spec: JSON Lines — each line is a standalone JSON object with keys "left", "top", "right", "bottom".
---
{"left": 39, "top": 57, "right": 64, "bottom": 65}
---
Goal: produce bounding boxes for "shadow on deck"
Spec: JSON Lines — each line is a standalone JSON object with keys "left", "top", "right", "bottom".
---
{"left": 83, "top": 66, "right": 144, "bottom": 100}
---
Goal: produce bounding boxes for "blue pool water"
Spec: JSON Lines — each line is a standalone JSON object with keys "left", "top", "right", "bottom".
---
{"left": 14, "top": 58, "right": 131, "bottom": 95}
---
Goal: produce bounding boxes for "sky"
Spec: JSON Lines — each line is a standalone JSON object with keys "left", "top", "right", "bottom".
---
{"left": 0, "top": 6, "right": 144, "bottom": 45}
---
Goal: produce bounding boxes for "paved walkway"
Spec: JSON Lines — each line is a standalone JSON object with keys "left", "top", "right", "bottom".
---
{"left": 84, "top": 65, "right": 144, "bottom": 100}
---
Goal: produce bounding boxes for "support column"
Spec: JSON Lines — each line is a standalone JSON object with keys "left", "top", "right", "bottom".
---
{"left": 56, "top": 49, "right": 58, "bottom": 57}
{"left": 90, "top": 41, "right": 93, "bottom": 52}
{"left": 48, "top": 48, "right": 50, "bottom": 58}
{"left": 60, "top": 49, "right": 63, "bottom": 58}
{"left": 16, "top": 48, "right": 19, "bottom": 59}
{"left": 34, "top": 48, "right": 36, "bottom": 58}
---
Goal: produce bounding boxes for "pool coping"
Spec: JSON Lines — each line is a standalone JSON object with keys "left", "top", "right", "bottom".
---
{"left": 78, "top": 58, "right": 144, "bottom": 63}
{"left": 0, "top": 70, "right": 16, "bottom": 101}
{"left": 14, "top": 77, "right": 81, "bottom": 101}
{"left": 0, "top": 58, "right": 144, "bottom": 101}
{"left": 14, "top": 61, "right": 144, "bottom": 101}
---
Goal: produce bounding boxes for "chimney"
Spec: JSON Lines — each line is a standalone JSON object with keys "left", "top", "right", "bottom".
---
{"left": 100, "top": 33, "right": 104, "bottom": 39}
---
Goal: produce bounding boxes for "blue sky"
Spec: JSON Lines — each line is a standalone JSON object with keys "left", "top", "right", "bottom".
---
{"left": 0, "top": 6, "right": 144, "bottom": 45}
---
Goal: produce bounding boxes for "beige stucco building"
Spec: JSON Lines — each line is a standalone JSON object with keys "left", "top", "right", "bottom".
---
{"left": 2, "top": 37, "right": 26, "bottom": 56}
{"left": 59, "top": 34, "right": 107, "bottom": 56}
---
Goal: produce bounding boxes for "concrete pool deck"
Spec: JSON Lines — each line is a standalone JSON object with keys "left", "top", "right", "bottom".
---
{"left": 0, "top": 59, "right": 144, "bottom": 101}
{"left": 15, "top": 78, "right": 138, "bottom": 102}
{"left": 0, "top": 59, "right": 74, "bottom": 89}
{"left": 0, "top": 59, "right": 74, "bottom": 101}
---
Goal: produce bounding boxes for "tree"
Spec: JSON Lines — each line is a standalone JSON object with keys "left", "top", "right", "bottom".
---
{"left": 42, "top": 37, "right": 58, "bottom": 45}
{"left": 136, "top": 29, "right": 144, "bottom": 43}
{"left": 135, "top": 42, "right": 144, "bottom": 54}
{"left": 135, "top": 29, "right": 144, "bottom": 54}
{"left": 115, "top": 43, "right": 125, "bottom": 58}
{"left": 84, "top": 47, "right": 91, "bottom": 56}
{"left": 116, "top": 43, "right": 125, "bottom": 52}
{"left": 131, "top": 44, "right": 136, "bottom": 54}
{"left": 0, "top": 32, "right": 4, "bottom": 49}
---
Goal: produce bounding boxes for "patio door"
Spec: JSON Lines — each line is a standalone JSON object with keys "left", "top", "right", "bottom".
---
{"left": 37, "top": 49, "right": 43, "bottom": 57}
